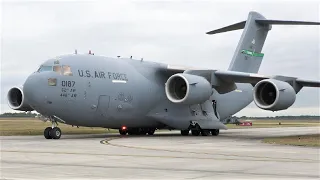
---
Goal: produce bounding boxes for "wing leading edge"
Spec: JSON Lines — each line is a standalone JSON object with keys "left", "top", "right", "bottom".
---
{"left": 163, "top": 65, "right": 319, "bottom": 94}
{"left": 213, "top": 70, "right": 320, "bottom": 93}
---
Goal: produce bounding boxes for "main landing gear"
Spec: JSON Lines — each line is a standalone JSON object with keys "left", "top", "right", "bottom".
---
{"left": 44, "top": 119, "right": 61, "bottom": 139}
{"left": 180, "top": 129, "right": 219, "bottom": 136}
{"left": 119, "top": 127, "right": 156, "bottom": 136}
{"left": 180, "top": 122, "right": 220, "bottom": 136}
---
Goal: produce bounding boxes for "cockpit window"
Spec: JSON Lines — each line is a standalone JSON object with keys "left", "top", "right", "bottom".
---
{"left": 53, "top": 65, "right": 62, "bottom": 74}
{"left": 37, "top": 65, "right": 53, "bottom": 72}
{"left": 37, "top": 64, "right": 73, "bottom": 76}
{"left": 62, "top": 65, "right": 73, "bottom": 76}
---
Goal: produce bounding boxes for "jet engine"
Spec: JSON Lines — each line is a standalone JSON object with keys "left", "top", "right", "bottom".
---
{"left": 7, "top": 86, "right": 33, "bottom": 111}
{"left": 253, "top": 79, "right": 296, "bottom": 111}
{"left": 165, "top": 73, "right": 212, "bottom": 104}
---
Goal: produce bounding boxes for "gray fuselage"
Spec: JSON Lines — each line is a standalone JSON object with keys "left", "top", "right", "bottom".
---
{"left": 23, "top": 54, "right": 253, "bottom": 130}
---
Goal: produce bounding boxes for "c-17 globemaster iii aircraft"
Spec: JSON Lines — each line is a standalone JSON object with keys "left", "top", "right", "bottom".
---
{"left": 7, "top": 11, "right": 320, "bottom": 139}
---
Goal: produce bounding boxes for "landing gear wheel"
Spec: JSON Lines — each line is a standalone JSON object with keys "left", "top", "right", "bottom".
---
{"left": 181, "top": 130, "right": 189, "bottom": 136}
{"left": 191, "top": 130, "right": 200, "bottom": 136}
{"left": 211, "top": 129, "right": 220, "bottom": 136}
{"left": 50, "top": 127, "right": 62, "bottom": 139}
{"left": 119, "top": 129, "right": 127, "bottom": 135}
{"left": 201, "top": 130, "right": 210, "bottom": 136}
{"left": 139, "top": 128, "right": 147, "bottom": 135}
{"left": 128, "top": 128, "right": 140, "bottom": 135}
{"left": 44, "top": 127, "right": 52, "bottom": 139}
{"left": 147, "top": 129, "right": 155, "bottom": 135}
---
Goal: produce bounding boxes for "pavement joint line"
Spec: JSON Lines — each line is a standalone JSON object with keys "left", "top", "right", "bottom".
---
{"left": 1, "top": 149, "right": 318, "bottom": 163}
{"left": 2, "top": 160, "right": 319, "bottom": 179}
{"left": 2, "top": 137, "right": 317, "bottom": 163}
{"left": 100, "top": 138, "right": 319, "bottom": 163}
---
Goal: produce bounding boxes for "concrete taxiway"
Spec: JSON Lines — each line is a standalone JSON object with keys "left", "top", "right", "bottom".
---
{"left": 1, "top": 127, "right": 319, "bottom": 179}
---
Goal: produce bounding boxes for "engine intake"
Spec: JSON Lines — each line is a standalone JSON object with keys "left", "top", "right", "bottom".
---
{"left": 7, "top": 87, "right": 33, "bottom": 111}
{"left": 253, "top": 79, "right": 296, "bottom": 111}
{"left": 165, "top": 73, "right": 212, "bottom": 104}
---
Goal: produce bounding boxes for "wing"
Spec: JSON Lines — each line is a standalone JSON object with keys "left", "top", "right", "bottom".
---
{"left": 294, "top": 79, "right": 320, "bottom": 87}
{"left": 214, "top": 70, "right": 320, "bottom": 87}
{"left": 162, "top": 65, "right": 319, "bottom": 94}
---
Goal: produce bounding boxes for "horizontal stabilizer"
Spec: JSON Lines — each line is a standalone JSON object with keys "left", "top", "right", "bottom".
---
{"left": 256, "top": 19, "right": 320, "bottom": 25}
{"left": 296, "top": 79, "right": 320, "bottom": 87}
{"left": 206, "top": 14, "right": 320, "bottom": 35}
{"left": 206, "top": 11, "right": 320, "bottom": 74}
{"left": 206, "top": 21, "right": 246, "bottom": 34}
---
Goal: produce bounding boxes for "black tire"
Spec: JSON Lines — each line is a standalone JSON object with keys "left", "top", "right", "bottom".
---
{"left": 51, "top": 127, "right": 62, "bottom": 139}
{"left": 181, "top": 130, "right": 189, "bottom": 136}
{"left": 128, "top": 128, "right": 139, "bottom": 135}
{"left": 44, "top": 127, "right": 52, "bottom": 139}
{"left": 140, "top": 128, "right": 148, "bottom": 135}
{"left": 119, "top": 129, "right": 127, "bottom": 135}
{"left": 147, "top": 129, "right": 155, "bottom": 135}
{"left": 201, "top": 130, "right": 210, "bottom": 136}
{"left": 211, "top": 129, "right": 220, "bottom": 136}
{"left": 191, "top": 130, "right": 200, "bottom": 136}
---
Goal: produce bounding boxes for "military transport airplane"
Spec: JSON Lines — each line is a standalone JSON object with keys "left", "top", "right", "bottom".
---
{"left": 7, "top": 11, "right": 320, "bottom": 139}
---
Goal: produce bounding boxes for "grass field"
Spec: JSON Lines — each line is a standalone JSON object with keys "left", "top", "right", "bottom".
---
{"left": 262, "top": 134, "right": 320, "bottom": 147}
{"left": 0, "top": 118, "right": 116, "bottom": 136}
{"left": 226, "top": 119, "right": 320, "bottom": 129}
{"left": 0, "top": 118, "right": 319, "bottom": 136}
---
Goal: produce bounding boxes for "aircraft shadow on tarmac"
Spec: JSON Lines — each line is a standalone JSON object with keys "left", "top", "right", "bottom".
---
{"left": 59, "top": 131, "right": 264, "bottom": 141}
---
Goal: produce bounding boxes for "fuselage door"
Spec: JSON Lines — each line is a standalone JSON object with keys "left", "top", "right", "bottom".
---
{"left": 212, "top": 100, "right": 220, "bottom": 119}
{"left": 96, "top": 95, "right": 110, "bottom": 119}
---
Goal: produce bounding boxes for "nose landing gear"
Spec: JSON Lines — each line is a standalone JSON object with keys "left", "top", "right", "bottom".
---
{"left": 43, "top": 118, "right": 61, "bottom": 139}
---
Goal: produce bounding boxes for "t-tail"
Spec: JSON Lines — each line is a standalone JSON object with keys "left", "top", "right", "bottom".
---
{"left": 206, "top": 11, "right": 320, "bottom": 73}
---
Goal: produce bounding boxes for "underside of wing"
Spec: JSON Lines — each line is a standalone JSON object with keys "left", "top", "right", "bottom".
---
{"left": 213, "top": 70, "right": 269, "bottom": 84}
{"left": 214, "top": 70, "right": 320, "bottom": 92}
{"left": 161, "top": 65, "right": 319, "bottom": 112}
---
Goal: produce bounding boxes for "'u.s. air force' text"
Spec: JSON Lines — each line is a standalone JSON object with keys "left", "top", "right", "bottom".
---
{"left": 78, "top": 70, "right": 128, "bottom": 81}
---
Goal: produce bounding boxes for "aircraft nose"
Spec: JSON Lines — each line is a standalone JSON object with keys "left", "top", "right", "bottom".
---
{"left": 23, "top": 73, "right": 45, "bottom": 106}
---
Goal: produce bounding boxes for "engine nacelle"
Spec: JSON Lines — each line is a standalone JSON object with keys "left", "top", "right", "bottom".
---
{"left": 7, "top": 86, "right": 34, "bottom": 111}
{"left": 253, "top": 79, "right": 296, "bottom": 111}
{"left": 165, "top": 73, "right": 212, "bottom": 104}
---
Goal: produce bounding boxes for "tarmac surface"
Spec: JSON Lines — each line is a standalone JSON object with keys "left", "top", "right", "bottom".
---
{"left": 1, "top": 127, "right": 319, "bottom": 180}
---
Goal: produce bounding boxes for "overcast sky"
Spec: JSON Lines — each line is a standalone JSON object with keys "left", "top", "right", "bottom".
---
{"left": 1, "top": 0, "right": 319, "bottom": 117}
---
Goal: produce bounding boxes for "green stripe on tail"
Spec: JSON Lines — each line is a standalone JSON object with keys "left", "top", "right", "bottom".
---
{"left": 241, "top": 50, "right": 264, "bottom": 57}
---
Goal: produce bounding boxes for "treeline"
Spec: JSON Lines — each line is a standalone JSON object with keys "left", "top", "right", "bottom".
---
{"left": 238, "top": 115, "right": 320, "bottom": 120}
{"left": 0, "top": 112, "right": 38, "bottom": 118}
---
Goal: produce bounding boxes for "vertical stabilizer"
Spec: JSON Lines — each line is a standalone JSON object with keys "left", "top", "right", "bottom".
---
{"left": 227, "top": 12, "right": 270, "bottom": 73}
{"left": 207, "top": 11, "right": 271, "bottom": 73}
{"left": 207, "top": 11, "right": 320, "bottom": 73}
